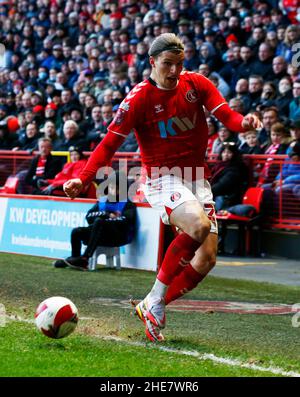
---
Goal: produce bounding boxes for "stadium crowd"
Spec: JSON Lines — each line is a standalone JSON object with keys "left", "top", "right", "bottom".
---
{"left": 0, "top": 0, "right": 300, "bottom": 204}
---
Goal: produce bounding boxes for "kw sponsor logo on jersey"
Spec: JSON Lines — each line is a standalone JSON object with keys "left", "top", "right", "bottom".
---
{"left": 158, "top": 113, "right": 197, "bottom": 138}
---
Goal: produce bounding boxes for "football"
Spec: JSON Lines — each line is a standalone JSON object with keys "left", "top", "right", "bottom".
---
{"left": 35, "top": 296, "right": 78, "bottom": 339}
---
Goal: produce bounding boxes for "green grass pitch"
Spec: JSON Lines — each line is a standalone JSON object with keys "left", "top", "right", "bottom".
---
{"left": 0, "top": 252, "right": 299, "bottom": 377}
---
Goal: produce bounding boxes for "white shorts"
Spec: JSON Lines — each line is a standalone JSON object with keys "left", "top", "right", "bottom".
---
{"left": 144, "top": 175, "right": 218, "bottom": 234}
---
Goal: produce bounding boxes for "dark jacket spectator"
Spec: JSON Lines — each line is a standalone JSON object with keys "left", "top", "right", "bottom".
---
{"left": 239, "top": 130, "right": 263, "bottom": 155}
{"left": 57, "top": 120, "right": 87, "bottom": 151}
{"left": 19, "top": 138, "right": 62, "bottom": 194}
{"left": 210, "top": 142, "right": 249, "bottom": 211}
{"left": 275, "top": 77, "right": 294, "bottom": 118}
{"left": 13, "top": 122, "right": 41, "bottom": 152}
{"left": 53, "top": 172, "right": 137, "bottom": 270}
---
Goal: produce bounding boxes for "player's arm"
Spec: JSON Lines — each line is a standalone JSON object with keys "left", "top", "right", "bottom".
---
{"left": 63, "top": 131, "right": 125, "bottom": 199}
{"left": 213, "top": 104, "right": 262, "bottom": 132}
{"left": 195, "top": 74, "right": 262, "bottom": 132}
{"left": 64, "top": 93, "right": 138, "bottom": 199}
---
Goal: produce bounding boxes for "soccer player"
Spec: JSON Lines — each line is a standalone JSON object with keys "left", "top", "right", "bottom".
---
{"left": 63, "top": 33, "right": 262, "bottom": 342}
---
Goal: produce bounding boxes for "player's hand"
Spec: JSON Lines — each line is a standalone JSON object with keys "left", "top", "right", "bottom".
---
{"left": 63, "top": 178, "right": 83, "bottom": 199}
{"left": 242, "top": 114, "right": 263, "bottom": 130}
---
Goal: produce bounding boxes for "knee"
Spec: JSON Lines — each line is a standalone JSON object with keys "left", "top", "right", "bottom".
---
{"left": 71, "top": 227, "right": 86, "bottom": 237}
{"left": 71, "top": 227, "right": 80, "bottom": 237}
{"left": 188, "top": 217, "right": 211, "bottom": 243}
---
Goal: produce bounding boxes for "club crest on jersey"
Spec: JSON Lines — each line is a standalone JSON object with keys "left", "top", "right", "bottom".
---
{"left": 114, "top": 108, "right": 125, "bottom": 125}
{"left": 155, "top": 104, "right": 164, "bottom": 113}
{"left": 170, "top": 192, "right": 181, "bottom": 202}
{"left": 185, "top": 89, "right": 198, "bottom": 103}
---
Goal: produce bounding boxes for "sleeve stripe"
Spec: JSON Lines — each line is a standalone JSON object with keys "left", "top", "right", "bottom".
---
{"left": 108, "top": 128, "right": 127, "bottom": 138}
{"left": 210, "top": 102, "right": 227, "bottom": 114}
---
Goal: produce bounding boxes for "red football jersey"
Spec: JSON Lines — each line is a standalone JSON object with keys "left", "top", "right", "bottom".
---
{"left": 109, "top": 72, "right": 226, "bottom": 177}
{"left": 79, "top": 72, "right": 231, "bottom": 185}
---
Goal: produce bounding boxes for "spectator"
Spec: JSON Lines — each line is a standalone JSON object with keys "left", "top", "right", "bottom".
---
{"left": 246, "top": 26, "right": 265, "bottom": 54}
{"left": 256, "top": 81, "right": 277, "bottom": 111}
{"left": 289, "top": 79, "right": 300, "bottom": 121}
{"left": 53, "top": 171, "right": 137, "bottom": 270}
{"left": 84, "top": 93, "right": 97, "bottom": 118}
{"left": 287, "top": 63, "right": 300, "bottom": 83}
{"left": 135, "top": 42, "right": 150, "bottom": 77}
{"left": 240, "top": 130, "right": 263, "bottom": 155}
{"left": 222, "top": 47, "right": 242, "bottom": 85}
{"left": 121, "top": 66, "right": 139, "bottom": 95}
{"left": 211, "top": 126, "right": 237, "bottom": 154}
{"left": 228, "top": 97, "right": 245, "bottom": 115}
{"left": 93, "top": 76, "right": 109, "bottom": 102}
{"left": 286, "top": 120, "right": 300, "bottom": 157}
{"left": 275, "top": 76, "right": 294, "bottom": 118}
{"left": 12, "top": 122, "right": 41, "bottom": 152}
{"left": 43, "top": 102, "right": 58, "bottom": 126}
{"left": 210, "top": 142, "right": 249, "bottom": 211}
{"left": 235, "top": 46, "right": 255, "bottom": 81}
{"left": 234, "top": 78, "right": 251, "bottom": 113}
{"left": 58, "top": 120, "right": 87, "bottom": 151}
{"left": 50, "top": 44, "right": 65, "bottom": 71}
{"left": 263, "top": 142, "right": 300, "bottom": 218}
{"left": 86, "top": 104, "right": 109, "bottom": 150}
{"left": 258, "top": 122, "right": 289, "bottom": 186}
{"left": 271, "top": 56, "right": 288, "bottom": 85}
{"left": 272, "top": 142, "right": 300, "bottom": 192}
{"left": 37, "top": 146, "right": 88, "bottom": 196}
{"left": 206, "top": 116, "right": 219, "bottom": 155}
{"left": 264, "top": 122, "right": 289, "bottom": 154}
{"left": 258, "top": 106, "right": 280, "bottom": 147}
{"left": 251, "top": 43, "right": 274, "bottom": 80}
{"left": 248, "top": 75, "right": 264, "bottom": 112}
{"left": 17, "top": 138, "right": 62, "bottom": 194}
{"left": 276, "top": 25, "right": 300, "bottom": 63}
{"left": 199, "top": 42, "right": 222, "bottom": 72}
{"left": 183, "top": 42, "right": 200, "bottom": 71}
{"left": 198, "top": 63, "right": 230, "bottom": 98}
{"left": 42, "top": 121, "right": 63, "bottom": 151}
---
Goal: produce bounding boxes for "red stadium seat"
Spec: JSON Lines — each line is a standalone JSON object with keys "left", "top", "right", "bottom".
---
{"left": 216, "top": 187, "right": 264, "bottom": 256}
{"left": 0, "top": 176, "right": 19, "bottom": 194}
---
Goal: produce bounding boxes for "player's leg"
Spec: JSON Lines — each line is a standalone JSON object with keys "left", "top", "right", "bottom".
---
{"left": 164, "top": 232, "right": 218, "bottom": 304}
{"left": 135, "top": 175, "right": 211, "bottom": 341}
{"left": 164, "top": 180, "right": 218, "bottom": 303}
{"left": 136, "top": 199, "right": 211, "bottom": 340}
{"left": 155, "top": 199, "right": 211, "bottom": 289}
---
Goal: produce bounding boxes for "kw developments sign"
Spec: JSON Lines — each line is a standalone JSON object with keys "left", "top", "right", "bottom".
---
{"left": 0, "top": 196, "right": 160, "bottom": 271}
{"left": 0, "top": 197, "right": 90, "bottom": 257}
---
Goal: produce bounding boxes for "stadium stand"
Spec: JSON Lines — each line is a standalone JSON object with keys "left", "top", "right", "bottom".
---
{"left": 0, "top": 0, "right": 300, "bottom": 257}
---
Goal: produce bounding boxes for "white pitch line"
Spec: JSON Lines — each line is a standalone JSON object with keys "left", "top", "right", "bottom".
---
{"left": 5, "top": 315, "right": 300, "bottom": 377}
{"left": 102, "top": 335, "right": 300, "bottom": 378}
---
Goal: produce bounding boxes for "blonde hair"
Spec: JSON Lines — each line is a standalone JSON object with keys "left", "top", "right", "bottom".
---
{"left": 284, "top": 25, "right": 300, "bottom": 46}
{"left": 148, "top": 33, "right": 184, "bottom": 57}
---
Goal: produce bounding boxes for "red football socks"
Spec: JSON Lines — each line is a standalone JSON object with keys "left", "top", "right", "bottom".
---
{"left": 157, "top": 233, "right": 201, "bottom": 286}
{"left": 164, "top": 264, "right": 205, "bottom": 305}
